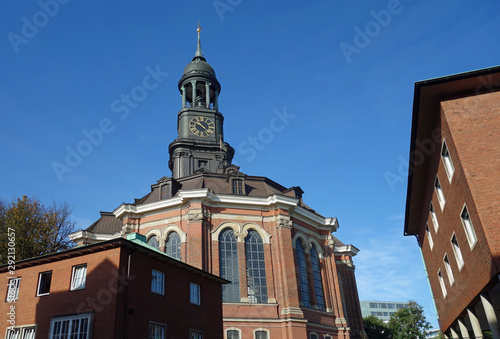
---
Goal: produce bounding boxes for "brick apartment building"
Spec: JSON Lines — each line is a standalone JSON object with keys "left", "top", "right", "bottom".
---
{"left": 404, "top": 66, "right": 500, "bottom": 338}
{"left": 69, "top": 28, "right": 367, "bottom": 338}
{"left": 1, "top": 233, "right": 227, "bottom": 338}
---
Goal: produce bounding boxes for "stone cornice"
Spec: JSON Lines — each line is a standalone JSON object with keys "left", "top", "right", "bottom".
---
{"left": 114, "top": 189, "right": 337, "bottom": 231}
{"left": 334, "top": 244, "right": 360, "bottom": 257}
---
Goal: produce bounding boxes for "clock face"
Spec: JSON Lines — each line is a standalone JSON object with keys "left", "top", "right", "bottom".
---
{"left": 189, "top": 116, "right": 215, "bottom": 137}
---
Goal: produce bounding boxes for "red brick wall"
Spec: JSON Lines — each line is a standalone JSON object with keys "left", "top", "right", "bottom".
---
{"left": 418, "top": 90, "right": 500, "bottom": 331}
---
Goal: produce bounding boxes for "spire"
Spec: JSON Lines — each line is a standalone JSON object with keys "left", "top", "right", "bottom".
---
{"left": 194, "top": 21, "right": 204, "bottom": 60}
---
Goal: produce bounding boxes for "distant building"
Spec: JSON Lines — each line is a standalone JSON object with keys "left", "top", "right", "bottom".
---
{"left": 1, "top": 233, "right": 227, "bottom": 338}
{"left": 404, "top": 66, "right": 500, "bottom": 338}
{"left": 360, "top": 301, "right": 409, "bottom": 322}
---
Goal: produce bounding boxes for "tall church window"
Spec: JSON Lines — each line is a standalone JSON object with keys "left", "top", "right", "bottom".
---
{"left": 219, "top": 229, "right": 241, "bottom": 302}
{"left": 245, "top": 230, "right": 268, "bottom": 304}
{"left": 232, "top": 179, "right": 244, "bottom": 195}
{"left": 165, "top": 232, "right": 181, "bottom": 260}
{"left": 310, "top": 245, "right": 325, "bottom": 310}
{"left": 295, "top": 238, "right": 311, "bottom": 308}
{"left": 147, "top": 235, "right": 159, "bottom": 249}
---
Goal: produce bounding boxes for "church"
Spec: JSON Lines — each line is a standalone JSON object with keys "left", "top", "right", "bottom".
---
{"left": 70, "top": 27, "right": 366, "bottom": 339}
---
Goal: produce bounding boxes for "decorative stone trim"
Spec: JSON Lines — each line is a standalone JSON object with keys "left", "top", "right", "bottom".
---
{"left": 276, "top": 216, "right": 293, "bottom": 229}
{"left": 281, "top": 307, "right": 304, "bottom": 316}
{"left": 188, "top": 212, "right": 204, "bottom": 223}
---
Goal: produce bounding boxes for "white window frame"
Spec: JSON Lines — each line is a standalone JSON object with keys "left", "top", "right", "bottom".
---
{"left": 151, "top": 270, "right": 165, "bottom": 295}
{"left": 441, "top": 140, "right": 455, "bottom": 182}
{"left": 190, "top": 329, "right": 203, "bottom": 339}
{"left": 5, "top": 324, "right": 36, "bottom": 339}
{"left": 71, "top": 264, "right": 87, "bottom": 291}
{"left": 443, "top": 254, "right": 454, "bottom": 285}
{"left": 310, "top": 333, "right": 319, "bottom": 339}
{"left": 6, "top": 277, "right": 21, "bottom": 302}
{"left": 149, "top": 321, "right": 166, "bottom": 339}
{"left": 190, "top": 283, "right": 201, "bottom": 305}
{"left": 49, "top": 313, "right": 92, "bottom": 339}
{"left": 225, "top": 327, "right": 241, "bottom": 339}
{"left": 253, "top": 328, "right": 270, "bottom": 339}
{"left": 434, "top": 176, "right": 446, "bottom": 210}
{"left": 425, "top": 224, "right": 434, "bottom": 250}
{"left": 450, "top": 233, "right": 464, "bottom": 271}
{"left": 461, "top": 204, "right": 477, "bottom": 249}
{"left": 37, "top": 271, "right": 52, "bottom": 296}
{"left": 429, "top": 202, "right": 439, "bottom": 232}
{"left": 438, "top": 270, "right": 447, "bottom": 298}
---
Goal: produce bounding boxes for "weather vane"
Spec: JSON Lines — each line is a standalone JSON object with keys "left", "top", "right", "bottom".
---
{"left": 197, "top": 21, "right": 201, "bottom": 35}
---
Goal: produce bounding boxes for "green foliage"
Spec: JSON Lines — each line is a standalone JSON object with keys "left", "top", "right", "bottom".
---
{"left": 0, "top": 196, "right": 75, "bottom": 264}
{"left": 363, "top": 315, "right": 392, "bottom": 339}
{"left": 388, "top": 300, "right": 431, "bottom": 339}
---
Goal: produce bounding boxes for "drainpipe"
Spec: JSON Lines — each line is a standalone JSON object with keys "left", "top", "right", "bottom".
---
{"left": 124, "top": 248, "right": 135, "bottom": 339}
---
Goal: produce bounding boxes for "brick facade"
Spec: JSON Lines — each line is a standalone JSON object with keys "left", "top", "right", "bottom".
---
{"left": 404, "top": 66, "right": 500, "bottom": 338}
{"left": 0, "top": 237, "right": 225, "bottom": 338}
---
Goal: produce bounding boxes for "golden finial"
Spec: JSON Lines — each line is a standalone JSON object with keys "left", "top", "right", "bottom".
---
{"left": 197, "top": 21, "right": 202, "bottom": 34}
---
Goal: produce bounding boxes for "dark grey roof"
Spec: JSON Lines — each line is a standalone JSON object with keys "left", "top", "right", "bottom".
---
{"left": 86, "top": 211, "right": 122, "bottom": 234}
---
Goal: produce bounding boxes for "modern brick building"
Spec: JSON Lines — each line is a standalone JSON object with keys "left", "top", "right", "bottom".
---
{"left": 404, "top": 66, "right": 500, "bottom": 338}
{"left": 70, "top": 28, "right": 367, "bottom": 339}
{"left": 1, "top": 233, "right": 227, "bottom": 338}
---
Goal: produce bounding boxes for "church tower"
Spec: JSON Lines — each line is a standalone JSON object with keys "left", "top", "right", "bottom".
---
{"left": 168, "top": 25, "right": 234, "bottom": 179}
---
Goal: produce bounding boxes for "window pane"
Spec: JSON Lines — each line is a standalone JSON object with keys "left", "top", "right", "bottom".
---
{"left": 71, "top": 265, "right": 87, "bottom": 290}
{"left": 227, "top": 330, "right": 240, "bottom": 339}
{"left": 219, "top": 229, "right": 241, "bottom": 302}
{"left": 147, "top": 235, "right": 159, "bottom": 249}
{"left": 295, "top": 238, "right": 311, "bottom": 308}
{"left": 38, "top": 271, "right": 52, "bottom": 295}
{"left": 6, "top": 277, "right": 21, "bottom": 302}
{"left": 255, "top": 330, "right": 268, "bottom": 339}
{"left": 310, "top": 246, "right": 325, "bottom": 310}
{"left": 190, "top": 283, "right": 200, "bottom": 305}
{"left": 151, "top": 270, "right": 165, "bottom": 295}
{"left": 245, "top": 230, "right": 268, "bottom": 304}
{"left": 165, "top": 232, "right": 181, "bottom": 260}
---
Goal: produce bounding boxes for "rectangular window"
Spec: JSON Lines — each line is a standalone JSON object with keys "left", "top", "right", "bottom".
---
{"left": 37, "top": 271, "right": 52, "bottom": 296}
{"left": 396, "top": 304, "right": 405, "bottom": 309}
{"left": 149, "top": 322, "right": 166, "bottom": 339}
{"left": 383, "top": 312, "right": 388, "bottom": 316}
{"left": 429, "top": 202, "right": 439, "bottom": 232}
{"left": 6, "top": 325, "right": 36, "bottom": 339}
{"left": 441, "top": 140, "right": 455, "bottom": 182}
{"left": 255, "top": 330, "right": 268, "bottom": 339}
{"left": 227, "top": 330, "right": 240, "bottom": 339}
{"left": 369, "top": 302, "right": 378, "bottom": 308}
{"left": 438, "top": 270, "right": 447, "bottom": 298}
{"left": 371, "top": 312, "right": 378, "bottom": 316}
{"left": 461, "top": 205, "right": 477, "bottom": 248}
{"left": 434, "top": 176, "right": 446, "bottom": 210}
{"left": 160, "top": 184, "right": 170, "bottom": 200}
{"left": 190, "top": 283, "right": 200, "bottom": 305}
{"left": 6, "top": 277, "right": 21, "bottom": 302}
{"left": 444, "top": 254, "right": 454, "bottom": 285}
{"left": 387, "top": 303, "right": 395, "bottom": 309}
{"left": 451, "top": 234, "right": 464, "bottom": 271}
{"left": 190, "top": 330, "right": 203, "bottom": 339}
{"left": 151, "top": 270, "right": 165, "bottom": 295}
{"left": 71, "top": 265, "right": 87, "bottom": 291}
{"left": 379, "top": 303, "right": 387, "bottom": 308}
{"left": 426, "top": 224, "right": 434, "bottom": 250}
{"left": 50, "top": 313, "right": 91, "bottom": 339}
{"left": 232, "top": 179, "right": 244, "bottom": 195}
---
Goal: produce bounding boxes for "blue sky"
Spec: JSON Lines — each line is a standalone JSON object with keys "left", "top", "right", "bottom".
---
{"left": 1, "top": 0, "right": 499, "bottom": 328}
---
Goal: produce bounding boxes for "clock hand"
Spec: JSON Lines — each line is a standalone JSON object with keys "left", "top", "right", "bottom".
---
{"left": 196, "top": 122, "right": 208, "bottom": 131}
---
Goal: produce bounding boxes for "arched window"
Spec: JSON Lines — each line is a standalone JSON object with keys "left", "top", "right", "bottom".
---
{"left": 226, "top": 329, "right": 240, "bottom": 339}
{"left": 147, "top": 235, "right": 159, "bottom": 249}
{"left": 310, "top": 245, "right": 325, "bottom": 310}
{"left": 165, "top": 232, "right": 181, "bottom": 260}
{"left": 255, "top": 330, "right": 268, "bottom": 339}
{"left": 245, "top": 230, "right": 268, "bottom": 304}
{"left": 219, "top": 229, "right": 241, "bottom": 302}
{"left": 295, "top": 238, "right": 311, "bottom": 308}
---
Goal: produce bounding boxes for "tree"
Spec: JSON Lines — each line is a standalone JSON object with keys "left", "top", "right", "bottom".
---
{"left": 388, "top": 300, "right": 431, "bottom": 339}
{"left": 363, "top": 315, "right": 392, "bottom": 339}
{"left": 0, "top": 196, "right": 75, "bottom": 264}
